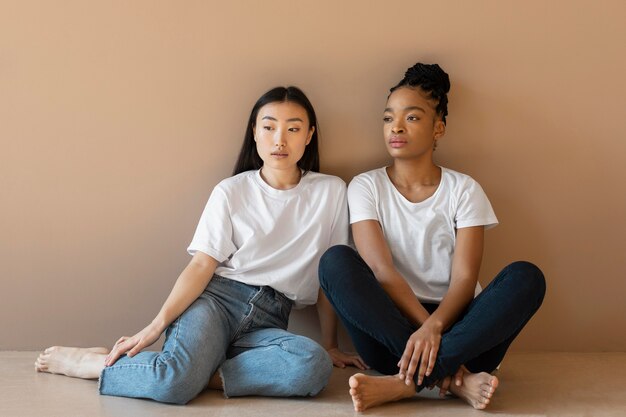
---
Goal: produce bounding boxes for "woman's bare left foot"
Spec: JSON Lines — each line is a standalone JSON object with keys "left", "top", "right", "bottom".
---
{"left": 349, "top": 373, "right": 415, "bottom": 412}
{"left": 449, "top": 371, "right": 499, "bottom": 409}
{"left": 34, "top": 346, "right": 108, "bottom": 379}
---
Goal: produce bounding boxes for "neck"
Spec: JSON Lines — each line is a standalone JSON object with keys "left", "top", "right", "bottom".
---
{"left": 259, "top": 166, "right": 302, "bottom": 190}
{"left": 387, "top": 157, "right": 440, "bottom": 187}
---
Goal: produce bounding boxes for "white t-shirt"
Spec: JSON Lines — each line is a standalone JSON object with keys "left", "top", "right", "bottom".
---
{"left": 348, "top": 166, "right": 498, "bottom": 303}
{"left": 188, "top": 170, "right": 349, "bottom": 308}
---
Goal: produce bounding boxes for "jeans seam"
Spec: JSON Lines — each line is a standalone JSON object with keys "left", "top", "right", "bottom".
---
{"left": 232, "top": 287, "right": 262, "bottom": 340}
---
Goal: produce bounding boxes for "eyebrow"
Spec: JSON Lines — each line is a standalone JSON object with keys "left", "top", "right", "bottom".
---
{"left": 384, "top": 106, "right": 426, "bottom": 113}
{"left": 261, "top": 116, "right": 304, "bottom": 122}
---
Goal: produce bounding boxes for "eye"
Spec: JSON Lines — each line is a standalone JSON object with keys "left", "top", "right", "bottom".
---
{"left": 407, "top": 115, "right": 420, "bottom": 121}
{"left": 288, "top": 127, "right": 301, "bottom": 132}
{"left": 263, "top": 125, "right": 273, "bottom": 131}
{"left": 383, "top": 116, "right": 392, "bottom": 123}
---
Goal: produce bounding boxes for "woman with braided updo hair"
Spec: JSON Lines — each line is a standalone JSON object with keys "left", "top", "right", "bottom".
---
{"left": 319, "top": 63, "right": 546, "bottom": 411}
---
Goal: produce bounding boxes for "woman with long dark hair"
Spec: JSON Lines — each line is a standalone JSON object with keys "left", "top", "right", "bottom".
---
{"left": 36, "top": 86, "right": 364, "bottom": 404}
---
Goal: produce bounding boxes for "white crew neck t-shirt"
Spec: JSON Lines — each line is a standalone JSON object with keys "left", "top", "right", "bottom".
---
{"left": 348, "top": 166, "right": 498, "bottom": 303}
{"left": 188, "top": 170, "right": 348, "bottom": 308}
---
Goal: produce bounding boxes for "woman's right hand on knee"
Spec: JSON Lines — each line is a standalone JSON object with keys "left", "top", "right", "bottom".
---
{"left": 105, "top": 322, "right": 163, "bottom": 366}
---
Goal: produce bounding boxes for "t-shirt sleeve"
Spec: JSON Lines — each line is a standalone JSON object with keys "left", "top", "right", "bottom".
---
{"left": 187, "top": 186, "right": 237, "bottom": 261}
{"left": 329, "top": 183, "right": 349, "bottom": 246}
{"left": 347, "top": 176, "right": 379, "bottom": 224}
{"left": 455, "top": 178, "right": 499, "bottom": 230}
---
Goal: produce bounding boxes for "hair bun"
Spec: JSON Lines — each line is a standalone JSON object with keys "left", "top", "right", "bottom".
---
{"left": 404, "top": 63, "right": 450, "bottom": 93}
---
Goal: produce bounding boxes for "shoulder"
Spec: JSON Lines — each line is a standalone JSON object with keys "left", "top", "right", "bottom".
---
{"left": 214, "top": 170, "right": 256, "bottom": 194}
{"left": 302, "top": 171, "right": 347, "bottom": 192}
{"left": 441, "top": 167, "right": 483, "bottom": 192}
{"left": 349, "top": 167, "right": 387, "bottom": 190}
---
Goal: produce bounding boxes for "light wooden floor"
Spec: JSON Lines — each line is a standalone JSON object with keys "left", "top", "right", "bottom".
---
{"left": 1, "top": 352, "right": 625, "bottom": 417}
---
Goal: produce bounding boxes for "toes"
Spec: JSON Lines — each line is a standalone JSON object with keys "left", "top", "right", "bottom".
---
{"left": 489, "top": 375, "right": 499, "bottom": 389}
{"left": 349, "top": 374, "right": 362, "bottom": 389}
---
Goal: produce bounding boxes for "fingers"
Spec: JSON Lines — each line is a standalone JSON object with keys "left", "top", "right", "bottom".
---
{"left": 415, "top": 344, "right": 429, "bottom": 385}
{"left": 397, "top": 340, "right": 412, "bottom": 380}
{"left": 347, "top": 356, "right": 367, "bottom": 370}
{"left": 455, "top": 366, "right": 464, "bottom": 386}
{"left": 353, "top": 356, "right": 369, "bottom": 370}
{"left": 332, "top": 358, "right": 346, "bottom": 369}
{"left": 105, "top": 337, "right": 138, "bottom": 366}
{"left": 439, "top": 376, "right": 452, "bottom": 397}
{"left": 328, "top": 350, "right": 368, "bottom": 370}
{"left": 425, "top": 343, "right": 439, "bottom": 377}
{"left": 405, "top": 344, "right": 422, "bottom": 385}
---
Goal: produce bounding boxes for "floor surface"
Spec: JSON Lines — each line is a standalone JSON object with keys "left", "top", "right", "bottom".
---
{"left": 1, "top": 352, "right": 625, "bottom": 417}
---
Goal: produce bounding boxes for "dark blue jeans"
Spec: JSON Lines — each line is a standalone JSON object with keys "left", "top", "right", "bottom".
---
{"left": 319, "top": 245, "right": 545, "bottom": 391}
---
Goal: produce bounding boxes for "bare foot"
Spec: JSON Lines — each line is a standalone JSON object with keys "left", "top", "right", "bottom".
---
{"left": 449, "top": 371, "right": 499, "bottom": 409}
{"left": 349, "top": 373, "right": 415, "bottom": 412}
{"left": 35, "top": 346, "right": 108, "bottom": 379}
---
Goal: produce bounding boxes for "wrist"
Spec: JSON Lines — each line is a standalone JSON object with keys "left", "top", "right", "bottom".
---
{"left": 424, "top": 317, "right": 444, "bottom": 332}
{"left": 151, "top": 315, "right": 169, "bottom": 333}
{"left": 322, "top": 343, "right": 339, "bottom": 351}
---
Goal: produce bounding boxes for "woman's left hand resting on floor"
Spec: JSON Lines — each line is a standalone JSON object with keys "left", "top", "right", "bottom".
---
{"left": 105, "top": 252, "right": 219, "bottom": 366}
{"left": 327, "top": 347, "right": 368, "bottom": 370}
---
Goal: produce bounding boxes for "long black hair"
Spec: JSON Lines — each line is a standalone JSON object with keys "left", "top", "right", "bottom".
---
{"left": 390, "top": 63, "right": 450, "bottom": 124}
{"left": 232, "top": 86, "right": 320, "bottom": 176}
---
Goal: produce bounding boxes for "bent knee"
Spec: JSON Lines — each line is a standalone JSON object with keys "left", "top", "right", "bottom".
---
{"left": 507, "top": 261, "right": 546, "bottom": 302}
{"left": 319, "top": 245, "right": 360, "bottom": 289}
{"left": 286, "top": 339, "right": 333, "bottom": 396}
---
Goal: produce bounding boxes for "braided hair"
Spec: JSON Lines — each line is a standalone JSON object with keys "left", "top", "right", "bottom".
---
{"left": 390, "top": 63, "right": 450, "bottom": 124}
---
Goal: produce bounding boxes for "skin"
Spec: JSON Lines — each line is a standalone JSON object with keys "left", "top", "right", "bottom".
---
{"left": 347, "top": 87, "right": 498, "bottom": 411}
{"left": 35, "top": 100, "right": 365, "bottom": 384}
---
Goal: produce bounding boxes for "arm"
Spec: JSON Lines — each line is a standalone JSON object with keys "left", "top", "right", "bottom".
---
{"left": 425, "top": 226, "right": 484, "bottom": 333}
{"left": 398, "top": 226, "right": 485, "bottom": 385}
{"left": 316, "top": 289, "right": 367, "bottom": 369}
{"left": 105, "top": 251, "right": 218, "bottom": 365}
{"left": 352, "top": 220, "right": 430, "bottom": 326}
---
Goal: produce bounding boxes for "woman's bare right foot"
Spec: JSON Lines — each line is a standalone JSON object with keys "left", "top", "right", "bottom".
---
{"left": 349, "top": 373, "right": 415, "bottom": 412}
{"left": 449, "top": 371, "right": 499, "bottom": 409}
{"left": 34, "top": 346, "right": 108, "bottom": 379}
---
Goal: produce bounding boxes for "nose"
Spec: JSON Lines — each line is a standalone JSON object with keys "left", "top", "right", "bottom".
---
{"left": 274, "top": 130, "right": 286, "bottom": 148}
{"left": 391, "top": 122, "right": 405, "bottom": 134}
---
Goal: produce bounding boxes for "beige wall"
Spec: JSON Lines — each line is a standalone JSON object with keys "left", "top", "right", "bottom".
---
{"left": 2, "top": 1, "right": 625, "bottom": 351}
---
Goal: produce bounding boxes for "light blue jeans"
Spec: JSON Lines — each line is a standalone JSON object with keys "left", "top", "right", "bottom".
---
{"left": 98, "top": 275, "right": 333, "bottom": 404}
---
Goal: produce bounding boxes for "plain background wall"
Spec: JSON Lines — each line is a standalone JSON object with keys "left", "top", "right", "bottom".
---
{"left": 1, "top": 0, "right": 625, "bottom": 352}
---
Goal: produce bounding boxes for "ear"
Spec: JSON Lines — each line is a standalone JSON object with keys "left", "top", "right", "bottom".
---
{"left": 433, "top": 119, "right": 446, "bottom": 140}
{"left": 305, "top": 126, "right": 315, "bottom": 146}
{"left": 252, "top": 124, "right": 257, "bottom": 142}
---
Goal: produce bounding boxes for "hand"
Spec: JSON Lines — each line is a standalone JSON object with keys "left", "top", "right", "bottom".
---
{"left": 437, "top": 366, "right": 466, "bottom": 397}
{"left": 327, "top": 347, "right": 369, "bottom": 370}
{"left": 105, "top": 322, "right": 163, "bottom": 366}
{"left": 397, "top": 321, "right": 442, "bottom": 386}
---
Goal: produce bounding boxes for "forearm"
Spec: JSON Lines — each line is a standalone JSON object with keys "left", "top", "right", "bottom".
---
{"left": 426, "top": 226, "right": 485, "bottom": 331}
{"left": 316, "top": 289, "right": 339, "bottom": 349}
{"left": 153, "top": 255, "right": 217, "bottom": 332}
{"left": 376, "top": 266, "right": 430, "bottom": 326}
{"left": 426, "top": 278, "right": 475, "bottom": 332}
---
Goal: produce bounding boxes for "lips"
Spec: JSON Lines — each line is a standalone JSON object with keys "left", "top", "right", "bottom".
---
{"left": 389, "top": 136, "right": 407, "bottom": 148}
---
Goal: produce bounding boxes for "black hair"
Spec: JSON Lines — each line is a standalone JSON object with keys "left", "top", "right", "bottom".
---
{"left": 232, "top": 86, "right": 320, "bottom": 176}
{"left": 390, "top": 63, "right": 450, "bottom": 124}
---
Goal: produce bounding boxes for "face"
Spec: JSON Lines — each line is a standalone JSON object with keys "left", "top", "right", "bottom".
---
{"left": 383, "top": 87, "right": 445, "bottom": 160}
{"left": 253, "top": 101, "right": 314, "bottom": 173}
